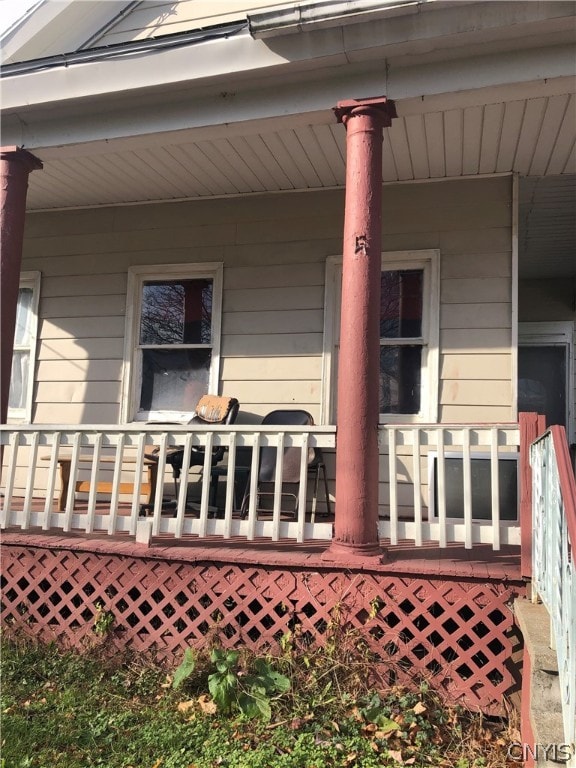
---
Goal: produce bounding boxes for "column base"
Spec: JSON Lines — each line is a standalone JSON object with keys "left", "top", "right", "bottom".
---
{"left": 321, "top": 539, "right": 387, "bottom": 564}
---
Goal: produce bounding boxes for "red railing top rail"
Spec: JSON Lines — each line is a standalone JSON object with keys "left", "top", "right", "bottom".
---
{"left": 549, "top": 424, "right": 576, "bottom": 552}
{"left": 519, "top": 412, "right": 546, "bottom": 579}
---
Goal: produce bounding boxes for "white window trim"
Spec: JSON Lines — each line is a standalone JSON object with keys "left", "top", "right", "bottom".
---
{"left": 8, "top": 270, "right": 41, "bottom": 423}
{"left": 518, "top": 321, "right": 575, "bottom": 444}
{"left": 321, "top": 250, "right": 440, "bottom": 425}
{"left": 121, "top": 262, "right": 223, "bottom": 423}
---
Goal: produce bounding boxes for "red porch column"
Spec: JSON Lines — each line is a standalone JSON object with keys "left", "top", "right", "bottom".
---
{"left": 323, "top": 97, "right": 396, "bottom": 562}
{"left": 0, "top": 146, "right": 42, "bottom": 424}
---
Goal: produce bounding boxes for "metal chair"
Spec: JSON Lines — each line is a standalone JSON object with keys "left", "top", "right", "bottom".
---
{"left": 240, "top": 409, "right": 331, "bottom": 521}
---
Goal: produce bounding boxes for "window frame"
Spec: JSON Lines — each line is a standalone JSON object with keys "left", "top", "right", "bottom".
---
{"left": 121, "top": 263, "right": 223, "bottom": 423}
{"left": 8, "top": 270, "right": 41, "bottom": 423}
{"left": 322, "top": 250, "right": 440, "bottom": 425}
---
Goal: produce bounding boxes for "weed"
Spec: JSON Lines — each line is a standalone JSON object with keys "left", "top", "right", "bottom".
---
{"left": 92, "top": 601, "right": 115, "bottom": 637}
{"left": 173, "top": 646, "right": 290, "bottom": 720}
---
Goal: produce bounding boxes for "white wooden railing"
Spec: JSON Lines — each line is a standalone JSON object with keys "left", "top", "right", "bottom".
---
{"left": 531, "top": 426, "right": 576, "bottom": 755}
{"left": 0, "top": 424, "right": 336, "bottom": 544}
{"left": 1, "top": 422, "right": 521, "bottom": 548}
{"left": 379, "top": 424, "right": 521, "bottom": 548}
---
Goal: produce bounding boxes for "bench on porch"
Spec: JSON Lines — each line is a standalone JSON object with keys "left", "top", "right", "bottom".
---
{"left": 41, "top": 453, "right": 158, "bottom": 511}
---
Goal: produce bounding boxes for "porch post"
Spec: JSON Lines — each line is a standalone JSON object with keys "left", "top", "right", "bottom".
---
{"left": 0, "top": 146, "right": 42, "bottom": 424}
{"left": 323, "top": 97, "right": 396, "bottom": 562}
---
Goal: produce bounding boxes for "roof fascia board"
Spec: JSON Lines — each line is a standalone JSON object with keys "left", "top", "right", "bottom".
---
{"left": 19, "top": 76, "right": 575, "bottom": 161}
{"left": 1, "top": 22, "right": 248, "bottom": 77}
{"left": 1, "top": 1, "right": 136, "bottom": 65}
{"left": 1, "top": 0, "right": 75, "bottom": 61}
{"left": 0, "top": 28, "right": 343, "bottom": 110}
{"left": 2, "top": 0, "right": 575, "bottom": 115}
{"left": 1, "top": 43, "right": 573, "bottom": 151}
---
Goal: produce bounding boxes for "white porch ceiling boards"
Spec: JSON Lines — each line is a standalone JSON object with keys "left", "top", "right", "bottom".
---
{"left": 23, "top": 90, "right": 575, "bottom": 211}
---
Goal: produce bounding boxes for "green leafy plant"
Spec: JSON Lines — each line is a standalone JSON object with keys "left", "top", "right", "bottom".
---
{"left": 92, "top": 601, "right": 115, "bottom": 637}
{"left": 207, "top": 647, "right": 290, "bottom": 720}
{"left": 172, "top": 647, "right": 197, "bottom": 690}
{"left": 360, "top": 693, "right": 402, "bottom": 733}
{"left": 172, "top": 645, "right": 290, "bottom": 720}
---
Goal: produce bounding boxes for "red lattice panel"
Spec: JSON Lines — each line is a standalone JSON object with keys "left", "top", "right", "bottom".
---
{"left": 0, "top": 543, "right": 522, "bottom": 714}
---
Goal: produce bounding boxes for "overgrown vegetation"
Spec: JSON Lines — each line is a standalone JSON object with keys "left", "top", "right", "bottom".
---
{"left": 1, "top": 628, "right": 519, "bottom": 768}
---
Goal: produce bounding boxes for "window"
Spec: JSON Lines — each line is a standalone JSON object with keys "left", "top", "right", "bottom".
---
{"left": 379, "top": 269, "right": 424, "bottom": 414}
{"left": 322, "top": 250, "right": 439, "bottom": 423}
{"left": 8, "top": 271, "right": 41, "bottom": 422}
{"left": 428, "top": 452, "right": 518, "bottom": 522}
{"left": 123, "top": 264, "right": 223, "bottom": 422}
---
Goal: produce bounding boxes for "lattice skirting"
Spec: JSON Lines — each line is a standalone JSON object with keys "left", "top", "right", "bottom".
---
{"left": 0, "top": 542, "right": 523, "bottom": 714}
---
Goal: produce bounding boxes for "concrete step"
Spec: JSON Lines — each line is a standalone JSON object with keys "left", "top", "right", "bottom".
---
{"left": 514, "top": 599, "right": 571, "bottom": 767}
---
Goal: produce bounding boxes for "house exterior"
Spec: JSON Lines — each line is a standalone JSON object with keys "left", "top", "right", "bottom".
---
{"left": 1, "top": 0, "right": 575, "bottom": 733}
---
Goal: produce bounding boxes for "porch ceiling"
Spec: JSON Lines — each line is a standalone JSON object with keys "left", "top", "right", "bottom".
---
{"left": 23, "top": 88, "right": 576, "bottom": 212}
{"left": 20, "top": 81, "right": 576, "bottom": 280}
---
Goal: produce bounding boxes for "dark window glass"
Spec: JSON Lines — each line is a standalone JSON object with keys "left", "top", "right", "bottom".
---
{"left": 140, "top": 279, "right": 213, "bottom": 345}
{"left": 380, "top": 270, "right": 423, "bottom": 339}
{"left": 379, "top": 346, "right": 421, "bottom": 414}
{"left": 432, "top": 457, "right": 518, "bottom": 521}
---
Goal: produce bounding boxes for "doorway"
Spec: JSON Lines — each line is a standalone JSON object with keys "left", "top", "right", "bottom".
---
{"left": 518, "top": 322, "right": 574, "bottom": 444}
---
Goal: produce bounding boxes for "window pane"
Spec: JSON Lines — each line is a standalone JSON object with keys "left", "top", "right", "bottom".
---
{"left": 139, "top": 348, "right": 211, "bottom": 412}
{"left": 9, "top": 351, "right": 29, "bottom": 410}
{"left": 379, "top": 346, "right": 421, "bottom": 414}
{"left": 140, "top": 279, "right": 213, "bottom": 345}
{"left": 14, "top": 287, "right": 33, "bottom": 345}
{"left": 380, "top": 270, "right": 423, "bottom": 339}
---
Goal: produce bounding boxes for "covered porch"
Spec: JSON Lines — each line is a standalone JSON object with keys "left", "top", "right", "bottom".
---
{"left": 1, "top": 0, "right": 575, "bottom": 722}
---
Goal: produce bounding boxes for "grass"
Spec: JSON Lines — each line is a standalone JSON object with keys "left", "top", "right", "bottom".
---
{"left": 0, "top": 634, "right": 519, "bottom": 768}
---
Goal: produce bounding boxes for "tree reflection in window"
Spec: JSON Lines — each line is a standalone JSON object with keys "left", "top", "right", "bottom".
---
{"left": 137, "top": 278, "right": 214, "bottom": 415}
{"left": 140, "top": 280, "right": 212, "bottom": 346}
{"left": 379, "top": 270, "right": 424, "bottom": 414}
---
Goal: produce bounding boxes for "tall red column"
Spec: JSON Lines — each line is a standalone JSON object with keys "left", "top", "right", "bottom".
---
{"left": 1, "top": 146, "right": 43, "bottom": 424}
{"left": 323, "top": 97, "right": 396, "bottom": 562}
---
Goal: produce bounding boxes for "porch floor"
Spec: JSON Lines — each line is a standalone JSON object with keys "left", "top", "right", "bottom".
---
{"left": 1, "top": 528, "right": 522, "bottom": 583}
{"left": 2, "top": 496, "right": 522, "bottom": 581}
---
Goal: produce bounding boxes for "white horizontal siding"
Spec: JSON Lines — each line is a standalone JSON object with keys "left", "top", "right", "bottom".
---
{"left": 95, "top": 1, "right": 292, "bottom": 45}
{"left": 21, "top": 177, "right": 513, "bottom": 429}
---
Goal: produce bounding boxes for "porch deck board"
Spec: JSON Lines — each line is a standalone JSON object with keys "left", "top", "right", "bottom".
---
{"left": 1, "top": 527, "right": 521, "bottom": 583}
{"left": 2, "top": 494, "right": 522, "bottom": 581}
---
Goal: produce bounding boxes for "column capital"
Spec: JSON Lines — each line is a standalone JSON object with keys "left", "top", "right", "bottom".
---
{"left": 1, "top": 146, "right": 43, "bottom": 172}
{"left": 333, "top": 96, "right": 397, "bottom": 128}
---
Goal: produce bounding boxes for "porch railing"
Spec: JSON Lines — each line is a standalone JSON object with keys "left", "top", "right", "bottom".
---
{"left": 1, "top": 422, "right": 521, "bottom": 548}
{"left": 0, "top": 424, "right": 336, "bottom": 544}
{"left": 379, "top": 423, "right": 521, "bottom": 549}
{"left": 530, "top": 425, "right": 576, "bottom": 752}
